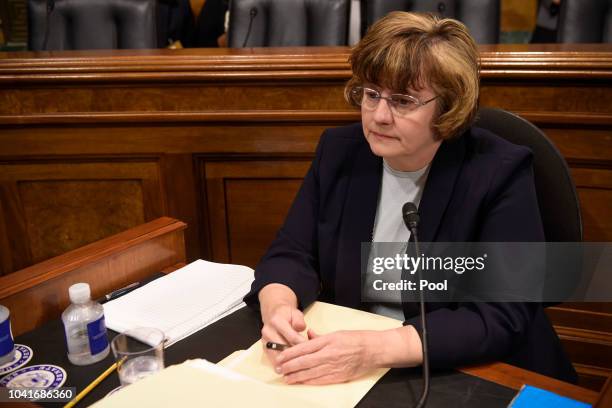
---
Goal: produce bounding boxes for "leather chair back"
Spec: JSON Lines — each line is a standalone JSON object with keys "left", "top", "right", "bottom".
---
{"left": 557, "top": 0, "right": 612, "bottom": 43}
{"left": 363, "top": 0, "right": 500, "bottom": 44}
{"left": 475, "top": 108, "right": 583, "bottom": 305}
{"left": 228, "top": 0, "right": 350, "bottom": 47}
{"left": 28, "top": 0, "right": 157, "bottom": 51}
{"left": 474, "top": 108, "right": 582, "bottom": 243}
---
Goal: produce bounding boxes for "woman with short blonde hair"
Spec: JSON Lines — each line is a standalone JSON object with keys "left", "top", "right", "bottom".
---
{"left": 246, "top": 11, "right": 577, "bottom": 387}
{"left": 346, "top": 12, "right": 480, "bottom": 139}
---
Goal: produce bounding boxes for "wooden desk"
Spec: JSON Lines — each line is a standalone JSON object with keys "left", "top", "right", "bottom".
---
{"left": 0, "top": 45, "right": 610, "bottom": 388}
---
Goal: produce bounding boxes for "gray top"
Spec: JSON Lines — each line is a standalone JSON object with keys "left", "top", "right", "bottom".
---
{"left": 365, "top": 160, "right": 430, "bottom": 320}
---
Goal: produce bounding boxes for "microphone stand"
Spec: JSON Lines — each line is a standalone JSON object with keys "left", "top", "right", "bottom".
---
{"left": 402, "top": 203, "right": 430, "bottom": 408}
{"left": 411, "top": 227, "right": 429, "bottom": 408}
{"left": 242, "top": 8, "right": 258, "bottom": 47}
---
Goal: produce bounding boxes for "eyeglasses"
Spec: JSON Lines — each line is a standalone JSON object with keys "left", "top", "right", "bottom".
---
{"left": 349, "top": 86, "right": 438, "bottom": 117}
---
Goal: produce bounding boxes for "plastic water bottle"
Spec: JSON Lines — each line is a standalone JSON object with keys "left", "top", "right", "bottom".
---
{"left": 62, "top": 283, "right": 110, "bottom": 365}
{"left": 0, "top": 304, "right": 15, "bottom": 366}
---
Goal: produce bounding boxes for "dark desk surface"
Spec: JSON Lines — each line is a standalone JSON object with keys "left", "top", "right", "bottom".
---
{"left": 15, "top": 306, "right": 518, "bottom": 408}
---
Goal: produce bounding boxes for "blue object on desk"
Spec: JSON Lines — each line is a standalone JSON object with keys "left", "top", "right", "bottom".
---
{"left": 509, "top": 384, "right": 591, "bottom": 408}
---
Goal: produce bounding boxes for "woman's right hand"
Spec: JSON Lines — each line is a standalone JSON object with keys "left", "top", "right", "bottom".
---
{"left": 258, "top": 284, "right": 307, "bottom": 364}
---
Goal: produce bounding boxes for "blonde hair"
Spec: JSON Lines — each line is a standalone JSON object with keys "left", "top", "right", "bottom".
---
{"left": 345, "top": 12, "right": 480, "bottom": 139}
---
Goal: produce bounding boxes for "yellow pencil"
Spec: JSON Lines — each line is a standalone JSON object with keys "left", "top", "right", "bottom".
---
{"left": 63, "top": 361, "right": 118, "bottom": 408}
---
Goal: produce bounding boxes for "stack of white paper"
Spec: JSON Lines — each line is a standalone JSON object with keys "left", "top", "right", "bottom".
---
{"left": 103, "top": 259, "right": 254, "bottom": 347}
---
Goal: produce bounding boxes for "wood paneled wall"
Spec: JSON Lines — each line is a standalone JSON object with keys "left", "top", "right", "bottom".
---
{"left": 0, "top": 45, "right": 610, "bottom": 388}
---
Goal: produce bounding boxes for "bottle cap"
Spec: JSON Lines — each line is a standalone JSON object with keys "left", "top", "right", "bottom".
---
{"left": 68, "top": 283, "right": 91, "bottom": 304}
{"left": 0, "top": 305, "right": 8, "bottom": 319}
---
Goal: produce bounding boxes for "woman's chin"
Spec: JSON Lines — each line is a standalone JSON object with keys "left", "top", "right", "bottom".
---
{"left": 367, "top": 141, "right": 406, "bottom": 159}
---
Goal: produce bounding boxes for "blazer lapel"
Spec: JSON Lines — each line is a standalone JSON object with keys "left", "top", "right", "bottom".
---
{"left": 334, "top": 142, "right": 382, "bottom": 309}
{"left": 401, "top": 136, "right": 466, "bottom": 320}
{"left": 418, "top": 136, "right": 466, "bottom": 243}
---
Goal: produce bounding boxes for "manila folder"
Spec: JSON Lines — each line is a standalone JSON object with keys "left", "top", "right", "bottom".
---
{"left": 219, "top": 301, "right": 403, "bottom": 407}
{"left": 91, "top": 359, "right": 325, "bottom": 408}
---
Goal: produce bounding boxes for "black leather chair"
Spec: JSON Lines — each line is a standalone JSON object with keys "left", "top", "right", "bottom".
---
{"left": 228, "top": 0, "right": 350, "bottom": 48}
{"left": 362, "top": 0, "right": 500, "bottom": 44}
{"left": 475, "top": 108, "right": 582, "bottom": 304}
{"left": 28, "top": 0, "right": 158, "bottom": 51}
{"left": 474, "top": 108, "right": 582, "bottom": 243}
{"left": 557, "top": 0, "right": 612, "bottom": 43}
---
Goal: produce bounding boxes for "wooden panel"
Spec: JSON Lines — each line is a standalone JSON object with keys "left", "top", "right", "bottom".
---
{"left": 545, "top": 127, "right": 612, "bottom": 164}
{"left": 556, "top": 327, "right": 612, "bottom": 370}
{"left": 572, "top": 167, "right": 612, "bottom": 241}
{"left": 0, "top": 217, "right": 186, "bottom": 336}
{"left": 0, "top": 197, "right": 11, "bottom": 274}
{"left": 573, "top": 364, "right": 612, "bottom": 393}
{"left": 0, "top": 83, "right": 349, "bottom": 115}
{"left": 547, "top": 304, "right": 612, "bottom": 390}
{"left": 225, "top": 179, "right": 304, "bottom": 266}
{"left": 0, "top": 123, "right": 330, "bottom": 156}
{"left": 0, "top": 182, "right": 30, "bottom": 273}
{"left": 20, "top": 180, "right": 144, "bottom": 262}
{"left": 596, "top": 376, "right": 612, "bottom": 407}
{"left": 481, "top": 83, "right": 612, "bottom": 114}
{"left": 160, "top": 154, "right": 202, "bottom": 267}
{"left": 0, "top": 160, "right": 166, "bottom": 275}
{"left": 203, "top": 159, "right": 311, "bottom": 266}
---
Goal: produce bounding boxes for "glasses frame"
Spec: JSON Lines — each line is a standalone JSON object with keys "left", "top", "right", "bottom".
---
{"left": 350, "top": 86, "right": 438, "bottom": 117}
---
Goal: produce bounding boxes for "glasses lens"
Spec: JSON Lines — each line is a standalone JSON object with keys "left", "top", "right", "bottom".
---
{"left": 350, "top": 87, "right": 363, "bottom": 106}
{"left": 361, "top": 88, "right": 380, "bottom": 110}
{"left": 389, "top": 95, "right": 418, "bottom": 115}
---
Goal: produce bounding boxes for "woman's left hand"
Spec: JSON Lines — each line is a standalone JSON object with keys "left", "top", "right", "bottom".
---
{"left": 274, "top": 329, "right": 378, "bottom": 385}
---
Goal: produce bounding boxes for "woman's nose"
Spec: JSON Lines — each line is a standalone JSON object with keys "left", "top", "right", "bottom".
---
{"left": 372, "top": 98, "right": 394, "bottom": 124}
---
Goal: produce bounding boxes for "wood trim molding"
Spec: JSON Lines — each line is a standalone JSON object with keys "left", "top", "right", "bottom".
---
{"left": 517, "top": 112, "right": 612, "bottom": 126}
{"left": 460, "top": 362, "right": 599, "bottom": 404}
{"left": 0, "top": 217, "right": 186, "bottom": 298}
{"left": 1, "top": 111, "right": 611, "bottom": 127}
{"left": 596, "top": 376, "right": 612, "bottom": 407}
{"left": 160, "top": 262, "right": 187, "bottom": 274}
{"left": 1, "top": 45, "right": 612, "bottom": 84}
{"left": 0, "top": 111, "right": 362, "bottom": 125}
{"left": 554, "top": 326, "right": 612, "bottom": 345}
{"left": 0, "top": 216, "right": 187, "bottom": 335}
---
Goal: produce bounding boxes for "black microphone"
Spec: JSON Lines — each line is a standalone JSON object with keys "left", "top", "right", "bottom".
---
{"left": 42, "top": 0, "right": 55, "bottom": 51}
{"left": 402, "top": 202, "right": 420, "bottom": 231}
{"left": 242, "top": 7, "right": 258, "bottom": 47}
{"left": 402, "top": 202, "right": 430, "bottom": 408}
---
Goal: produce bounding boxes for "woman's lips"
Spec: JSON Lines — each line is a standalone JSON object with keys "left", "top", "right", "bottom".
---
{"left": 370, "top": 130, "right": 396, "bottom": 140}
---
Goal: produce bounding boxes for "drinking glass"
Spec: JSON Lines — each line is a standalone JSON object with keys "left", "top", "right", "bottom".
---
{"left": 110, "top": 327, "right": 165, "bottom": 387}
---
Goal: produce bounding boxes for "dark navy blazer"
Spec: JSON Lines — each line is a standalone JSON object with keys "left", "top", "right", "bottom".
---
{"left": 245, "top": 123, "right": 577, "bottom": 383}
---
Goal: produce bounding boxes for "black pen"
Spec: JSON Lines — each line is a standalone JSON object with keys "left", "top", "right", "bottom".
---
{"left": 105, "top": 282, "right": 140, "bottom": 301}
{"left": 266, "top": 341, "right": 289, "bottom": 351}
